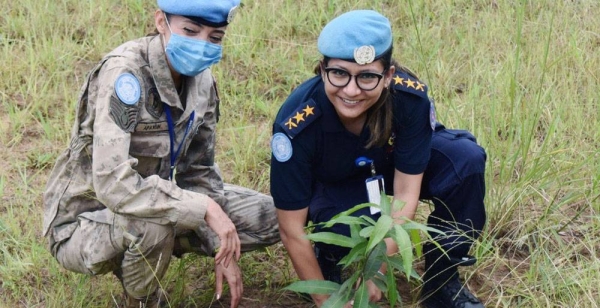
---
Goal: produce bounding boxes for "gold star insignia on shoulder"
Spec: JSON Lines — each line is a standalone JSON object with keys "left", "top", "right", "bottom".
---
{"left": 285, "top": 118, "right": 297, "bottom": 129}
{"left": 392, "top": 72, "right": 429, "bottom": 99}
{"left": 303, "top": 105, "right": 314, "bottom": 116}
{"left": 293, "top": 112, "right": 305, "bottom": 123}
{"left": 279, "top": 99, "right": 322, "bottom": 138}
{"left": 393, "top": 76, "right": 404, "bottom": 85}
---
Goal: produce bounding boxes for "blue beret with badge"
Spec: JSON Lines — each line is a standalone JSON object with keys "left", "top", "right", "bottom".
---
{"left": 318, "top": 10, "right": 392, "bottom": 65}
{"left": 157, "top": 0, "right": 241, "bottom": 27}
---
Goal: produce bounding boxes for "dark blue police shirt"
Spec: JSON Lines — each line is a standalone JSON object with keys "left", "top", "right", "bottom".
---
{"left": 270, "top": 72, "right": 432, "bottom": 217}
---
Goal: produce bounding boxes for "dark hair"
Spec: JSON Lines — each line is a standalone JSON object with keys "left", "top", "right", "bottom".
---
{"left": 313, "top": 46, "right": 395, "bottom": 148}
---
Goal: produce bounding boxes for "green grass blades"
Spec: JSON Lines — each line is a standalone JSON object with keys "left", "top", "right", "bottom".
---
{"left": 2, "top": 0, "right": 600, "bottom": 306}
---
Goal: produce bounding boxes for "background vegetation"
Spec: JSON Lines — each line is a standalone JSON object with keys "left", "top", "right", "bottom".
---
{"left": 1, "top": 0, "right": 599, "bottom": 307}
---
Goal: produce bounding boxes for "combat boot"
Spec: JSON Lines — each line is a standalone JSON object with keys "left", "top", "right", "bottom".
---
{"left": 121, "top": 292, "right": 158, "bottom": 308}
{"left": 420, "top": 274, "right": 484, "bottom": 308}
{"left": 420, "top": 251, "right": 483, "bottom": 308}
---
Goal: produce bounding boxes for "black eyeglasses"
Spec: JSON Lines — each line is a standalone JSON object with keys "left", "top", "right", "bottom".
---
{"left": 324, "top": 67, "right": 385, "bottom": 91}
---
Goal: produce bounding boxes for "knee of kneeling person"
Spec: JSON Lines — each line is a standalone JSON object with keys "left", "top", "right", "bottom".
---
{"left": 116, "top": 218, "right": 175, "bottom": 251}
{"left": 457, "top": 140, "right": 487, "bottom": 175}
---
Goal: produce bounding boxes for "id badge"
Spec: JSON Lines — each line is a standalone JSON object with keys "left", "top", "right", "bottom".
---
{"left": 366, "top": 175, "right": 385, "bottom": 214}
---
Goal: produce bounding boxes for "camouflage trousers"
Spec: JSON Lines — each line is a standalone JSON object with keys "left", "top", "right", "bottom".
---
{"left": 54, "top": 184, "right": 280, "bottom": 299}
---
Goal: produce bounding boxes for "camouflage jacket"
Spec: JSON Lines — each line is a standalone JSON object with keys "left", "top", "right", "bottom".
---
{"left": 43, "top": 35, "right": 225, "bottom": 253}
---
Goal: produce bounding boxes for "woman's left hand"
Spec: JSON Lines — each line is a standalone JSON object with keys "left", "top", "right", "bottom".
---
{"left": 366, "top": 279, "right": 383, "bottom": 302}
{"left": 349, "top": 278, "right": 382, "bottom": 306}
{"left": 215, "top": 260, "right": 243, "bottom": 308}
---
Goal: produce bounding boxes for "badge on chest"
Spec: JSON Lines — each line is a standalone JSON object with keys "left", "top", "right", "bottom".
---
{"left": 356, "top": 156, "right": 385, "bottom": 215}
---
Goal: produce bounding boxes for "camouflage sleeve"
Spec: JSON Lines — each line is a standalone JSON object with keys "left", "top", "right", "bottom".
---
{"left": 90, "top": 59, "right": 208, "bottom": 230}
{"left": 175, "top": 77, "right": 227, "bottom": 207}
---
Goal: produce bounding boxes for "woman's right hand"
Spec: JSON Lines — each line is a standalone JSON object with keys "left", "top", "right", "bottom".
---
{"left": 204, "top": 198, "right": 241, "bottom": 267}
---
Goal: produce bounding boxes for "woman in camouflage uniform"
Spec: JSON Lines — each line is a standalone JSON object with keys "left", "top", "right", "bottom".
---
{"left": 42, "top": 1, "right": 279, "bottom": 307}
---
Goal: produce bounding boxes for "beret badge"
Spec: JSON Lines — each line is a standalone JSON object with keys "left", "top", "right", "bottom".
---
{"left": 353, "top": 45, "right": 375, "bottom": 65}
{"left": 227, "top": 6, "right": 239, "bottom": 24}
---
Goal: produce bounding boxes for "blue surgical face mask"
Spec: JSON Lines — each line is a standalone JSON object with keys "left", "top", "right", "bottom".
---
{"left": 163, "top": 15, "right": 223, "bottom": 76}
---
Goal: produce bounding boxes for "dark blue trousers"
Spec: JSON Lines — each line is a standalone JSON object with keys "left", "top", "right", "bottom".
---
{"left": 420, "top": 124, "right": 486, "bottom": 280}
{"left": 312, "top": 124, "right": 487, "bottom": 280}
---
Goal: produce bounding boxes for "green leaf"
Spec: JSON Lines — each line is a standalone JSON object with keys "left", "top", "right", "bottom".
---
{"left": 306, "top": 232, "right": 360, "bottom": 248}
{"left": 409, "top": 229, "right": 423, "bottom": 258}
{"left": 353, "top": 281, "right": 369, "bottom": 308}
{"left": 322, "top": 291, "right": 351, "bottom": 308}
{"left": 392, "top": 224, "right": 414, "bottom": 276}
{"left": 379, "top": 191, "right": 391, "bottom": 216}
{"left": 350, "top": 221, "right": 361, "bottom": 239}
{"left": 322, "top": 273, "right": 359, "bottom": 308}
{"left": 371, "top": 274, "right": 388, "bottom": 292}
{"left": 339, "top": 241, "right": 367, "bottom": 267}
{"left": 340, "top": 271, "right": 361, "bottom": 294}
{"left": 330, "top": 203, "right": 373, "bottom": 220}
{"left": 363, "top": 242, "right": 386, "bottom": 279}
{"left": 408, "top": 267, "right": 422, "bottom": 280}
{"left": 323, "top": 215, "right": 367, "bottom": 229}
{"left": 386, "top": 269, "right": 400, "bottom": 307}
{"left": 283, "top": 280, "right": 340, "bottom": 295}
{"left": 402, "top": 221, "right": 445, "bottom": 236}
{"left": 359, "top": 226, "right": 374, "bottom": 238}
{"left": 386, "top": 255, "right": 405, "bottom": 280}
{"left": 366, "top": 215, "right": 393, "bottom": 252}
{"left": 360, "top": 215, "right": 377, "bottom": 226}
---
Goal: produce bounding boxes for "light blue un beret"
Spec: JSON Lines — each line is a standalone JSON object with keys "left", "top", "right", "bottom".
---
{"left": 157, "top": 0, "right": 241, "bottom": 27}
{"left": 318, "top": 10, "right": 392, "bottom": 65}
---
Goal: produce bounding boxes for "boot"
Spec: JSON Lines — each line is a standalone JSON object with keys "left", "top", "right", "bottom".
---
{"left": 114, "top": 269, "right": 168, "bottom": 308}
{"left": 122, "top": 292, "right": 159, "bottom": 308}
{"left": 420, "top": 252, "right": 483, "bottom": 308}
{"left": 420, "top": 273, "right": 483, "bottom": 308}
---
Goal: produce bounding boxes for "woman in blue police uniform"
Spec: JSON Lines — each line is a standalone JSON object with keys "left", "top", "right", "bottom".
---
{"left": 270, "top": 10, "right": 486, "bottom": 308}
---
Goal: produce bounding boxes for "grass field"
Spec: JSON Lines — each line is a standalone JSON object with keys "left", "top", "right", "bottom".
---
{"left": 1, "top": 0, "right": 600, "bottom": 307}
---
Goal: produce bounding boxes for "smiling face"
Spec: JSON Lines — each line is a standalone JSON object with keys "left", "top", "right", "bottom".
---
{"left": 321, "top": 58, "right": 395, "bottom": 132}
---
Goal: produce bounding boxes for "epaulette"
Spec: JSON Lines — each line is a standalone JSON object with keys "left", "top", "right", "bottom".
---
{"left": 278, "top": 99, "right": 321, "bottom": 139}
{"left": 392, "top": 71, "right": 428, "bottom": 98}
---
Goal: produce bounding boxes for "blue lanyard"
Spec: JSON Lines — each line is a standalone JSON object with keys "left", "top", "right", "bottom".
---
{"left": 164, "top": 104, "right": 195, "bottom": 181}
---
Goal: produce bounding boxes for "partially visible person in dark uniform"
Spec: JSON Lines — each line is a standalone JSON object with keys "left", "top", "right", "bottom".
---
{"left": 270, "top": 10, "right": 486, "bottom": 308}
{"left": 42, "top": 1, "right": 279, "bottom": 307}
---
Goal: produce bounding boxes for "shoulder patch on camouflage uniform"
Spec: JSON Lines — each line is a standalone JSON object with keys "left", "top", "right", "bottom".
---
{"left": 278, "top": 99, "right": 321, "bottom": 139}
{"left": 392, "top": 71, "right": 428, "bottom": 98}
{"left": 114, "top": 73, "right": 141, "bottom": 105}
{"left": 146, "top": 87, "right": 163, "bottom": 118}
{"left": 110, "top": 96, "right": 138, "bottom": 132}
{"left": 110, "top": 72, "right": 141, "bottom": 132}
